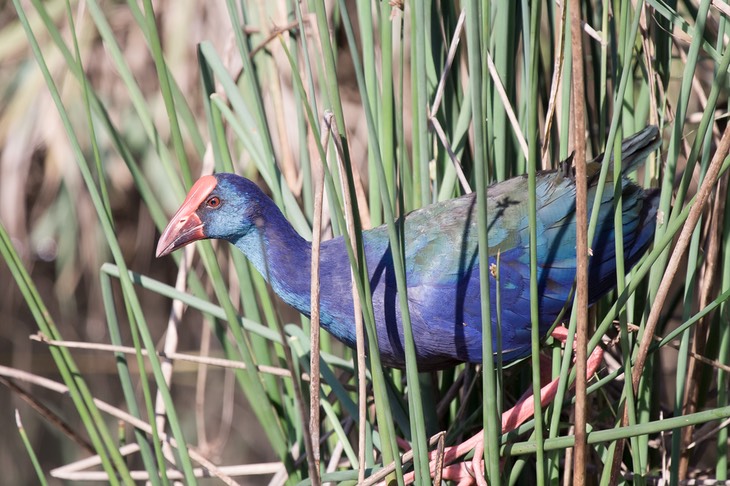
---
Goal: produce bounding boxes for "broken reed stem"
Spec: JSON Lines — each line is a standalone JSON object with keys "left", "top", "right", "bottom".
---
{"left": 569, "top": 0, "right": 589, "bottom": 482}
{"left": 307, "top": 115, "right": 330, "bottom": 481}
{"left": 323, "top": 110, "right": 368, "bottom": 483}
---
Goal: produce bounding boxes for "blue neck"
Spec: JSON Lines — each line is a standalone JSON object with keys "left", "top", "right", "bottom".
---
{"left": 228, "top": 196, "right": 359, "bottom": 348}
{"left": 232, "top": 209, "right": 314, "bottom": 315}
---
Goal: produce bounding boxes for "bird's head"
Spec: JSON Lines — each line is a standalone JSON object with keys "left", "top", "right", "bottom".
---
{"left": 155, "top": 173, "right": 264, "bottom": 258}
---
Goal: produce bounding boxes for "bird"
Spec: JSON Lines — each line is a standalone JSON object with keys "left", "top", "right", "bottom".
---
{"left": 156, "top": 126, "right": 661, "bottom": 371}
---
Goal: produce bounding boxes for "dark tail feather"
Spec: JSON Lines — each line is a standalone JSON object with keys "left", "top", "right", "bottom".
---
{"left": 628, "top": 187, "right": 661, "bottom": 265}
{"left": 587, "top": 186, "right": 660, "bottom": 301}
{"left": 592, "top": 126, "right": 662, "bottom": 174}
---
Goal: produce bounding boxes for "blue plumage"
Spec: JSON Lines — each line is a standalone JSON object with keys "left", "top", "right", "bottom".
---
{"left": 157, "top": 127, "right": 661, "bottom": 370}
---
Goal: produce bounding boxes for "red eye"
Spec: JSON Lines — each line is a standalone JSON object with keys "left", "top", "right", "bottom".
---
{"left": 206, "top": 196, "right": 221, "bottom": 208}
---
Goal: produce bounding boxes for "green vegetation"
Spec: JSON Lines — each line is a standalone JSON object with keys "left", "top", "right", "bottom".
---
{"left": 1, "top": 1, "right": 729, "bottom": 484}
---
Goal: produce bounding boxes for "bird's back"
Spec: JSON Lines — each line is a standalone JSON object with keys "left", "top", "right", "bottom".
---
{"left": 318, "top": 129, "right": 659, "bottom": 369}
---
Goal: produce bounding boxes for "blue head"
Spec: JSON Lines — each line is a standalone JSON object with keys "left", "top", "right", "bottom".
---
{"left": 156, "top": 173, "right": 269, "bottom": 257}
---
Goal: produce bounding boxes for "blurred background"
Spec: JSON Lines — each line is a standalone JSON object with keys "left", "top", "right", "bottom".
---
{"left": 1, "top": 0, "right": 730, "bottom": 484}
{"left": 2, "top": 2, "right": 285, "bottom": 483}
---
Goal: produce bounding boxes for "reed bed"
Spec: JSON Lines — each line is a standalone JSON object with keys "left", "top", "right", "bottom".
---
{"left": 2, "top": 1, "right": 730, "bottom": 484}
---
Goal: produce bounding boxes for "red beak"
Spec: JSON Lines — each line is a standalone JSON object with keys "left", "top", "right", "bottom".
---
{"left": 156, "top": 175, "right": 218, "bottom": 258}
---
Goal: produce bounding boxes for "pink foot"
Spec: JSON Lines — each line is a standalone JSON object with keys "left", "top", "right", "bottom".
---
{"left": 390, "top": 326, "right": 606, "bottom": 485}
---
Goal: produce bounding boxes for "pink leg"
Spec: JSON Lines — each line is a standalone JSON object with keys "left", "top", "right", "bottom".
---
{"left": 390, "top": 326, "right": 605, "bottom": 485}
